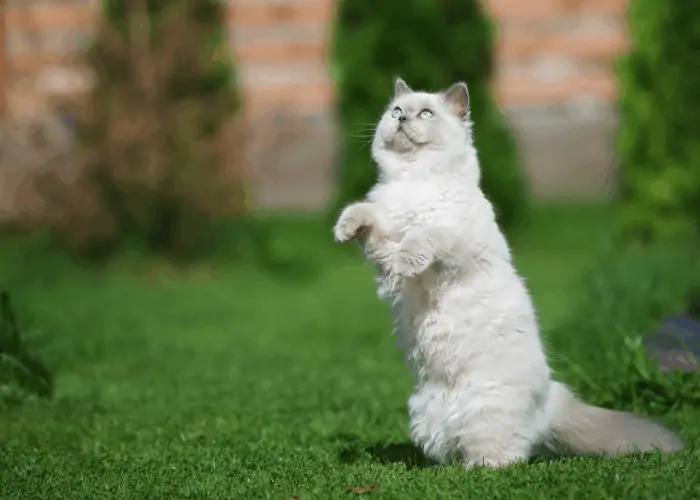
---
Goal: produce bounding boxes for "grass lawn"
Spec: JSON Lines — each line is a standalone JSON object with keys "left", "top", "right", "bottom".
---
{"left": 1, "top": 204, "right": 698, "bottom": 499}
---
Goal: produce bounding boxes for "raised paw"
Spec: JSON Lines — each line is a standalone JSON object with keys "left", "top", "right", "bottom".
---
{"left": 390, "top": 235, "right": 434, "bottom": 277}
{"left": 333, "top": 203, "right": 375, "bottom": 243}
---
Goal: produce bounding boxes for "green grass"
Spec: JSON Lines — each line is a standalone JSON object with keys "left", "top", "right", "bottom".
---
{"left": 1, "top": 204, "right": 698, "bottom": 499}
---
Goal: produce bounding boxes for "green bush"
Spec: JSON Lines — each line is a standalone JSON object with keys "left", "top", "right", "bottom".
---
{"left": 332, "top": 0, "right": 527, "bottom": 232}
{"left": 33, "top": 0, "right": 248, "bottom": 258}
{"left": 547, "top": 239, "right": 700, "bottom": 414}
{"left": 617, "top": 1, "right": 700, "bottom": 242}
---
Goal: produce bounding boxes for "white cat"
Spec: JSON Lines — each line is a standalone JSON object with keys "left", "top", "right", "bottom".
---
{"left": 333, "top": 78, "right": 683, "bottom": 468}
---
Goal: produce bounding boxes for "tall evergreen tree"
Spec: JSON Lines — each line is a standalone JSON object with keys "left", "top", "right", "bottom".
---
{"left": 332, "top": 0, "right": 527, "bottom": 232}
{"left": 42, "top": 0, "right": 247, "bottom": 257}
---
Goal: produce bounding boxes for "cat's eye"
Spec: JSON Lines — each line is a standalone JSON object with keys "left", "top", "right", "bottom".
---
{"left": 419, "top": 109, "right": 433, "bottom": 119}
{"left": 391, "top": 107, "right": 402, "bottom": 118}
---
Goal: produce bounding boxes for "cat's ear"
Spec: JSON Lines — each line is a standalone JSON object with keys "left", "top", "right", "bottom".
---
{"left": 394, "top": 77, "right": 412, "bottom": 97}
{"left": 442, "top": 82, "right": 470, "bottom": 120}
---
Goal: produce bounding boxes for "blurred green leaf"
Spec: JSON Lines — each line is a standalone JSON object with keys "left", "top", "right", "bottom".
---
{"left": 617, "top": 0, "right": 700, "bottom": 242}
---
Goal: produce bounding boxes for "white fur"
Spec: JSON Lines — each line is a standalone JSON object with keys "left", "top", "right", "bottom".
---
{"left": 333, "top": 79, "right": 683, "bottom": 468}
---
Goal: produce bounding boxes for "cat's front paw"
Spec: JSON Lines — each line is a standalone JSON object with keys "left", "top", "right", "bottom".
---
{"left": 390, "top": 235, "right": 434, "bottom": 277}
{"left": 333, "top": 203, "right": 375, "bottom": 243}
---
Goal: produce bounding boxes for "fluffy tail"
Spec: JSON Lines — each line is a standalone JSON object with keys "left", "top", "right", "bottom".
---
{"left": 544, "top": 382, "right": 684, "bottom": 456}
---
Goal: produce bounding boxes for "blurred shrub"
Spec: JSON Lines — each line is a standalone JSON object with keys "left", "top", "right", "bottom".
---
{"left": 332, "top": 0, "right": 527, "bottom": 232}
{"left": 617, "top": 1, "right": 700, "bottom": 242}
{"left": 27, "top": 0, "right": 248, "bottom": 259}
{"left": 548, "top": 239, "right": 700, "bottom": 414}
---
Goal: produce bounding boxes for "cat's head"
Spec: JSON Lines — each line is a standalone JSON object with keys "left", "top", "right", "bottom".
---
{"left": 372, "top": 78, "right": 473, "bottom": 173}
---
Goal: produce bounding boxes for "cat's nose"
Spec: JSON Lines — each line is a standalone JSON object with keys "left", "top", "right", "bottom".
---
{"left": 398, "top": 115, "right": 407, "bottom": 122}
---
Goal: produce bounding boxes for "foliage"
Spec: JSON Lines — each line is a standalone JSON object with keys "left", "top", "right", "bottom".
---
{"left": 548, "top": 239, "right": 700, "bottom": 413}
{"left": 332, "top": 0, "right": 527, "bottom": 233}
{"left": 617, "top": 1, "right": 700, "bottom": 242}
{"left": 2, "top": 209, "right": 700, "bottom": 498}
{"left": 29, "top": 0, "right": 248, "bottom": 259}
{"left": 0, "top": 292, "right": 53, "bottom": 407}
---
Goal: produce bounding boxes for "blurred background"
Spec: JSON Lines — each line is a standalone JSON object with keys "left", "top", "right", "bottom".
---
{"left": 2, "top": 2, "right": 700, "bottom": 495}
{"left": 0, "top": 0, "right": 698, "bottom": 337}
{"left": 2, "top": 0, "right": 698, "bottom": 375}
{"left": 0, "top": 0, "right": 628, "bottom": 215}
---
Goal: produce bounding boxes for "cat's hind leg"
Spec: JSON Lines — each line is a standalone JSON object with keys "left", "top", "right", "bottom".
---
{"left": 455, "top": 382, "right": 542, "bottom": 469}
{"left": 407, "top": 384, "right": 462, "bottom": 464}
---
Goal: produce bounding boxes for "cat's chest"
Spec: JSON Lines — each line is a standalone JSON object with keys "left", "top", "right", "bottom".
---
{"left": 368, "top": 182, "right": 453, "bottom": 232}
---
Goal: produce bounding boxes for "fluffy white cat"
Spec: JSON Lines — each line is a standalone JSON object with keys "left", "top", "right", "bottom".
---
{"left": 333, "top": 77, "right": 683, "bottom": 468}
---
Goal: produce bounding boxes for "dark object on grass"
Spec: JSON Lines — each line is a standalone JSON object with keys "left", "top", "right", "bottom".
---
{"left": 0, "top": 291, "right": 54, "bottom": 398}
{"left": 644, "top": 305, "right": 700, "bottom": 372}
{"left": 0, "top": 292, "right": 20, "bottom": 352}
{"left": 687, "top": 297, "right": 700, "bottom": 319}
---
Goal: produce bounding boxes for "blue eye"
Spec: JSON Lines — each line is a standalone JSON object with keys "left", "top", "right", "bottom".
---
{"left": 419, "top": 109, "right": 433, "bottom": 119}
{"left": 391, "top": 107, "right": 402, "bottom": 118}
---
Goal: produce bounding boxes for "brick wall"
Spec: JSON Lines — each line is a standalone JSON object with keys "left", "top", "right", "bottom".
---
{"left": 0, "top": 0, "right": 96, "bottom": 219}
{"left": 487, "top": 0, "right": 629, "bottom": 199}
{"left": 489, "top": 0, "right": 628, "bottom": 107}
{"left": 232, "top": 0, "right": 337, "bottom": 211}
{"left": 2, "top": 0, "right": 97, "bottom": 118}
{"left": 0, "top": 0, "right": 631, "bottom": 216}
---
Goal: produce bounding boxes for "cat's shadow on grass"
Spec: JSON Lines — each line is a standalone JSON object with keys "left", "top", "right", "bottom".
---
{"left": 335, "top": 433, "right": 434, "bottom": 469}
{"left": 334, "top": 432, "right": 569, "bottom": 470}
{"left": 366, "top": 442, "right": 434, "bottom": 468}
